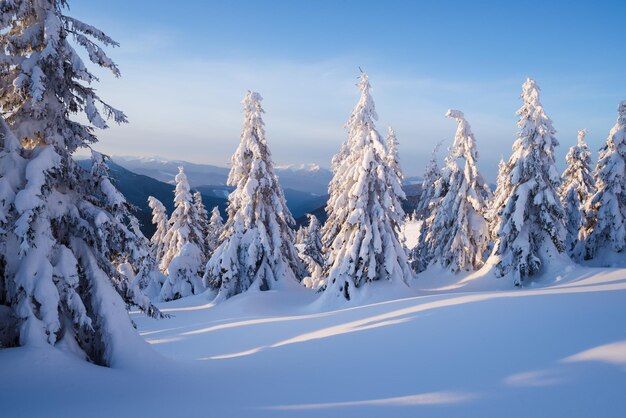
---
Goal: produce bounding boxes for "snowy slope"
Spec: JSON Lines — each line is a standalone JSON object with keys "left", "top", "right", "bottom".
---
{"left": 2, "top": 267, "right": 626, "bottom": 418}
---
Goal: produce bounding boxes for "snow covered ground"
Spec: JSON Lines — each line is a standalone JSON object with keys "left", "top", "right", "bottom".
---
{"left": 2, "top": 267, "right": 626, "bottom": 418}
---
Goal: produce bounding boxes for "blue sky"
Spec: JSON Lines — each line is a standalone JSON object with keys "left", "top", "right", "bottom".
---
{"left": 73, "top": 0, "right": 626, "bottom": 178}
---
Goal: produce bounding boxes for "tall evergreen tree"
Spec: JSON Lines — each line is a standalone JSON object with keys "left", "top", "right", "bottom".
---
{"left": 205, "top": 206, "right": 224, "bottom": 254}
{"left": 560, "top": 129, "right": 595, "bottom": 254}
{"left": 204, "top": 91, "right": 303, "bottom": 301}
{"left": 322, "top": 73, "right": 412, "bottom": 301}
{"left": 424, "top": 110, "right": 491, "bottom": 272}
{"left": 490, "top": 78, "right": 566, "bottom": 285}
{"left": 159, "top": 167, "right": 205, "bottom": 300}
{"left": 581, "top": 102, "right": 626, "bottom": 258}
{"left": 0, "top": 0, "right": 160, "bottom": 365}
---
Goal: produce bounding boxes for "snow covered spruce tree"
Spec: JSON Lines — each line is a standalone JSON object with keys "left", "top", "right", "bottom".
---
{"left": 423, "top": 110, "right": 492, "bottom": 272}
{"left": 489, "top": 78, "right": 567, "bottom": 286}
{"left": 414, "top": 142, "right": 443, "bottom": 221}
{"left": 300, "top": 214, "right": 324, "bottom": 289}
{"left": 560, "top": 129, "right": 595, "bottom": 255}
{"left": 204, "top": 91, "right": 303, "bottom": 301}
{"left": 408, "top": 142, "right": 443, "bottom": 272}
{"left": 159, "top": 167, "right": 205, "bottom": 301}
{"left": 193, "top": 191, "right": 210, "bottom": 255}
{"left": 0, "top": 0, "right": 161, "bottom": 365}
{"left": 148, "top": 196, "right": 169, "bottom": 265}
{"left": 321, "top": 73, "right": 413, "bottom": 301}
{"left": 487, "top": 157, "right": 509, "bottom": 239}
{"left": 205, "top": 206, "right": 224, "bottom": 254}
{"left": 580, "top": 102, "right": 626, "bottom": 259}
{"left": 125, "top": 215, "right": 165, "bottom": 300}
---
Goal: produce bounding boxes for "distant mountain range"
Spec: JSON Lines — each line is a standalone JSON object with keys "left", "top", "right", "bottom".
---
{"left": 78, "top": 156, "right": 424, "bottom": 239}
{"left": 112, "top": 156, "right": 333, "bottom": 196}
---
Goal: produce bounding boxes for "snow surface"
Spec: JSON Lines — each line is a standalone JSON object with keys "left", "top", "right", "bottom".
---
{"left": 2, "top": 266, "right": 626, "bottom": 417}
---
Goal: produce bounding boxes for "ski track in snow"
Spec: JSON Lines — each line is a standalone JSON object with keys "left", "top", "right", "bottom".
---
{"left": 2, "top": 266, "right": 626, "bottom": 418}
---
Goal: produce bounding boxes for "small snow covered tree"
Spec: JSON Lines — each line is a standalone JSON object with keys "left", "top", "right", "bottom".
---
{"left": 423, "top": 110, "right": 492, "bottom": 272}
{"left": 148, "top": 196, "right": 169, "bottom": 264}
{"left": 581, "top": 102, "right": 626, "bottom": 258}
{"left": 0, "top": 0, "right": 161, "bottom": 365}
{"left": 322, "top": 73, "right": 413, "bottom": 301}
{"left": 295, "top": 225, "right": 306, "bottom": 246}
{"left": 409, "top": 142, "right": 445, "bottom": 272}
{"left": 193, "top": 191, "right": 210, "bottom": 256}
{"left": 414, "top": 142, "right": 443, "bottom": 221}
{"left": 560, "top": 129, "right": 595, "bottom": 254}
{"left": 300, "top": 214, "right": 324, "bottom": 289}
{"left": 204, "top": 91, "right": 303, "bottom": 301}
{"left": 159, "top": 167, "right": 205, "bottom": 300}
{"left": 487, "top": 157, "right": 509, "bottom": 239}
{"left": 385, "top": 126, "right": 404, "bottom": 195}
{"left": 490, "top": 78, "right": 566, "bottom": 285}
{"left": 205, "top": 206, "right": 224, "bottom": 254}
{"left": 124, "top": 216, "right": 165, "bottom": 300}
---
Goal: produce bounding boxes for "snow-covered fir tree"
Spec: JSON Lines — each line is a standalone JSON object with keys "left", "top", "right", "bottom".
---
{"left": 560, "top": 129, "right": 595, "bottom": 255}
{"left": 148, "top": 196, "right": 169, "bottom": 265}
{"left": 295, "top": 225, "right": 307, "bottom": 246}
{"left": 159, "top": 167, "right": 205, "bottom": 301}
{"left": 204, "top": 91, "right": 303, "bottom": 301}
{"left": 581, "top": 102, "right": 626, "bottom": 259}
{"left": 408, "top": 141, "right": 444, "bottom": 273}
{"left": 385, "top": 126, "right": 404, "bottom": 194}
{"left": 490, "top": 78, "right": 566, "bottom": 286}
{"left": 423, "top": 110, "right": 492, "bottom": 272}
{"left": 205, "top": 206, "right": 224, "bottom": 254}
{"left": 193, "top": 191, "right": 210, "bottom": 257}
{"left": 322, "top": 73, "right": 413, "bottom": 301}
{"left": 125, "top": 216, "right": 165, "bottom": 300}
{"left": 0, "top": 0, "right": 161, "bottom": 365}
{"left": 414, "top": 141, "right": 443, "bottom": 221}
{"left": 487, "top": 157, "right": 509, "bottom": 239}
{"left": 300, "top": 214, "right": 324, "bottom": 289}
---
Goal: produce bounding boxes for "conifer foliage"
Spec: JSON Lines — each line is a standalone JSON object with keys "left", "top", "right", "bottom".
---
{"left": 193, "top": 191, "right": 210, "bottom": 257}
{"left": 205, "top": 206, "right": 224, "bottom": 254}
{"left": 0, "top": 0, "right": 160, "bottom": 365}
{"left": 490, "top": 79, "right": 566, "bottom": 285}
{"left": 560, "top": 129, "right": 595, "bottom": 254}
{"left": 159, "top": 167, "right": 205, "bottom": 301}
{"left": 322, "top": 73, "right": 412, "bottom": 301}
{"left": 414, "top": 142, "right": 443, "bottom": 221}
{"left": 148, "top": 196, "right": 169, "bottom": 264}
{"left": 300, "top": 214, "right": 324, "bottom": 289}
{"left": 488, "top": 157, "right": 509, "bottom": 239}
{"left": 581, "top": 102, "right": 626, "bottom": 258}
{"left": 424, "top": 110, "right": 491, "bottom": 272}
{"left": 204, "top": 91, "right": 303, "bottom": 301}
